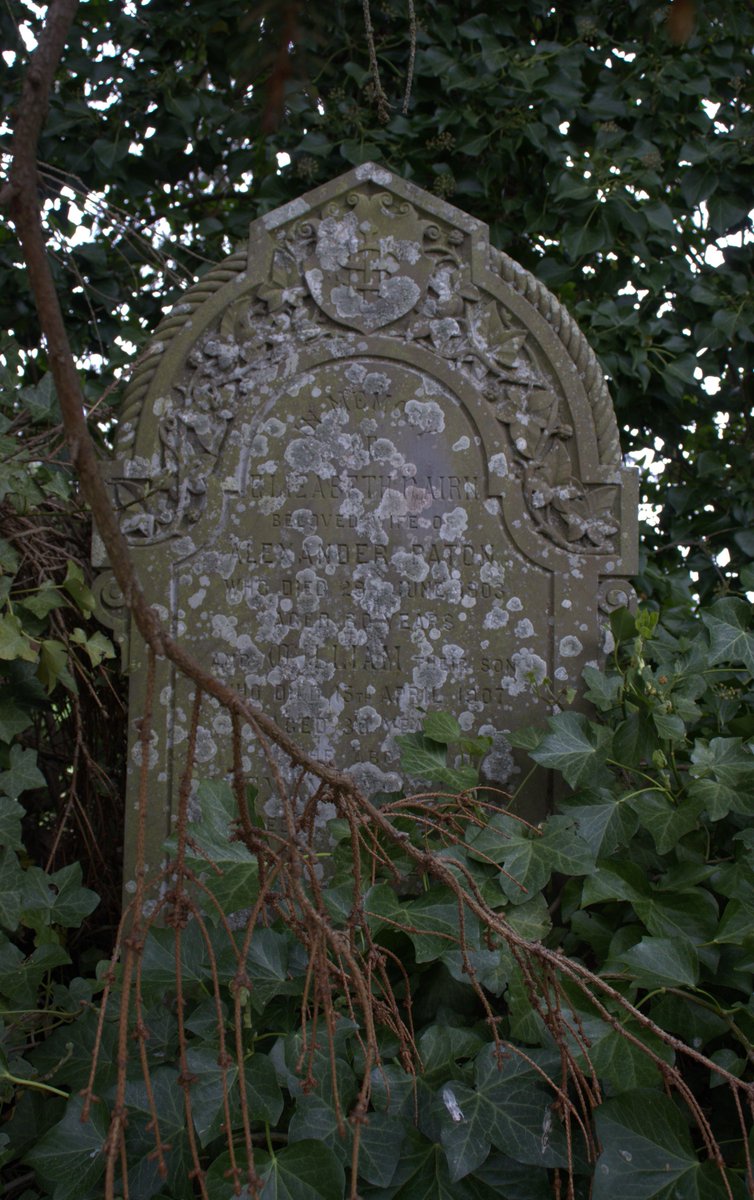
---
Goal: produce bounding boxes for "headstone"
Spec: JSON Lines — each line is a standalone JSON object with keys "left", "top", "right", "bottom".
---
{"left": 94, "top": 164, "right": 637, "bottom": 882}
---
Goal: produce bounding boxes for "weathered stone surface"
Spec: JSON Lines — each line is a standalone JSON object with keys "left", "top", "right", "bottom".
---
{"left": 95, "top": 164, "right": 637, "bottom": 880}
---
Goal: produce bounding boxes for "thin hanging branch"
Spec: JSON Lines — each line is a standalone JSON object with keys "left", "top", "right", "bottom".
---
{"left": 403, "top": 0, "right": 417, "bottom": 114}
{"left": 362, "top": 0, "right": 391, "bottom": 121}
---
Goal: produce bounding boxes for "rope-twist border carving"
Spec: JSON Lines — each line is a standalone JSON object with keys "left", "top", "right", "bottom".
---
{"left": 116, "top": 249, "right": 248, "bottom": 450}
{"left": 491, "top": 246, "right": 620, "bottom": 466}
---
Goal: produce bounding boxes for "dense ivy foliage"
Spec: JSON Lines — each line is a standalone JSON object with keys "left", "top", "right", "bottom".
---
{"left": 6, "top": 592, "right": 754, "bottom": 1197}
{"left": 1, "top": 0, "right": 754, "bottom": 1197}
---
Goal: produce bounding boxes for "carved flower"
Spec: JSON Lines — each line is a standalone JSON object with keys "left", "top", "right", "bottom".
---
{"left": 427, "top": 262, "right": 469, "bottom": 317}
{"left": 428, "top": 317, "right": 467, "bottom": 357}
{"left": 496, "top": 386, "right": 560, "bottom": 460}
{"left": 202, "top": 337, "right": 240, "bottom": 371}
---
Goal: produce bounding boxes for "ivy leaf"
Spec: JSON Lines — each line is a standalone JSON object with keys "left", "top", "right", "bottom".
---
{"left": 0, "top": 846, "right": 24, "bottom": 929}
{"left": 255, "top": 1140, "right": 345, "bottom": 1200}
{"left": 465, "top": 812, "right": 523, "bottom": 864}
{"left": 423, "top": 712, "right": 462, "bottom": 744}
{"left": 582, "top": 666, "right": 623, "bottom": 711}
{"left": 377, "top": 1127, "right": 475, "bottom": 1199}
{"left": 497, "top": 832, "right": 551, "bottom": 904}
{"left": 46, "top": 863, "right": 99, "bottom": 927}
{"left": 468, "top": 1151, "right": 552, "bottom": 1199}
{"left": 0, "top": 697, "right": 32, "bottom": 743}
{"left": 628, "top": 789, "right": 702, "bottom": 853}
{"left": 581, "top": 860, "right": 651, "bottom": 907}
{"left": 0, "top": 612, "right": 37, "bottom": 662}
{"left": 287, "top": 1091, "right": 381, "bottom": 1173}
{"left": 69, "top": 628, "right": 115, "bottom": 667}
{"left": 140, "top": 920, "right": 209, "bottom": 990}
{"left": 61, "top": 561, "right": 96, "bottom": 618}
{"left": 702, "top": 598, "right": 754, "bottom": 672}
{"left": 17, "top": 584, "right": 66, "bottom": 620}
{"left": 20, "top": 373, "right": 59, "bottom": 424}
{"left": 651, "top": 710, "right": 686, "bottom": 743}
{"left": 564, "top": 790, "right": 639, "bottom": 858}
{"left": 0, "top": 796, "right": 24, "bottom": 850}
{"left": 714, "top": 901, "right": 754, "bottom": 946}
{"left": 124, "top": 1067, "right": 191, "bottom": 1197}
{"left": 438, "top": 762, "right": 480, "bottom": 792}
{"left": 435, "top": 1081, "right": 492, "bottom": 1181}
{"left": 472, "top": 1044, "right": 571, "bottom": 1168}
{"left": 166, "top": 778, "right": 259, "bottom": 914}
{"left": 0, "top": 745, "right": 44, "bottom": 799}
{"left": 396, "top": 733, "right": 449, "bottom": 782}
{"left": 404, "top": 889, "right": 477, "bottom": 963}
{"left": 633, "top": 890, "right": 718, "bottom": 947}
{"left": 502, "top": 894, "right": 551, "bottom": 942}
{"left": 184, "top": 1043, "right": 278, "bottom": 1148}
{"left": 38, "top": 639, "right": 75, "bottom": 693}
{"left": 593, "top": 1090, "right": 721, "bottom": 1199}
{"left": 24, "top": 1096, "right": 108, "bottom": 1200}
{"left": 358, "top": 1111, "right": 407, "bottom": 1187}
{"left": 417, "top": 1025, "right": 486, "bottom": 1086}
{"left": 530, "top": 713, "right": 612, "bottom": 788}
{"left": 689, "top": 738, "right": 754, "bottom": 819}
{"left": 538, "top": 815, "right": 595, "bottom": 876}
{"left": 246, "top": 928, "right": 308, "bottom": 1011}
{"left": 585, "top": 1024, "right": 668, "bottom": 1092}
{"left": 612, "top": 713, "right": 657, "bottom": 766}
{"left": 618, "top": 936, "right": 699, "bottom": 989}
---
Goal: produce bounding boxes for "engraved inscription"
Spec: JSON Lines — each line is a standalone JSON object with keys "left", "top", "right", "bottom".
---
{"left": 166, "top": 357, "right": 551, "bottom": 802}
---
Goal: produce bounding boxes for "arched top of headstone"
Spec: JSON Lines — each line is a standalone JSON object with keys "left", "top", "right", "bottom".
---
{"left": 115, "top": 162, "right": 624, "bottom": 556}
